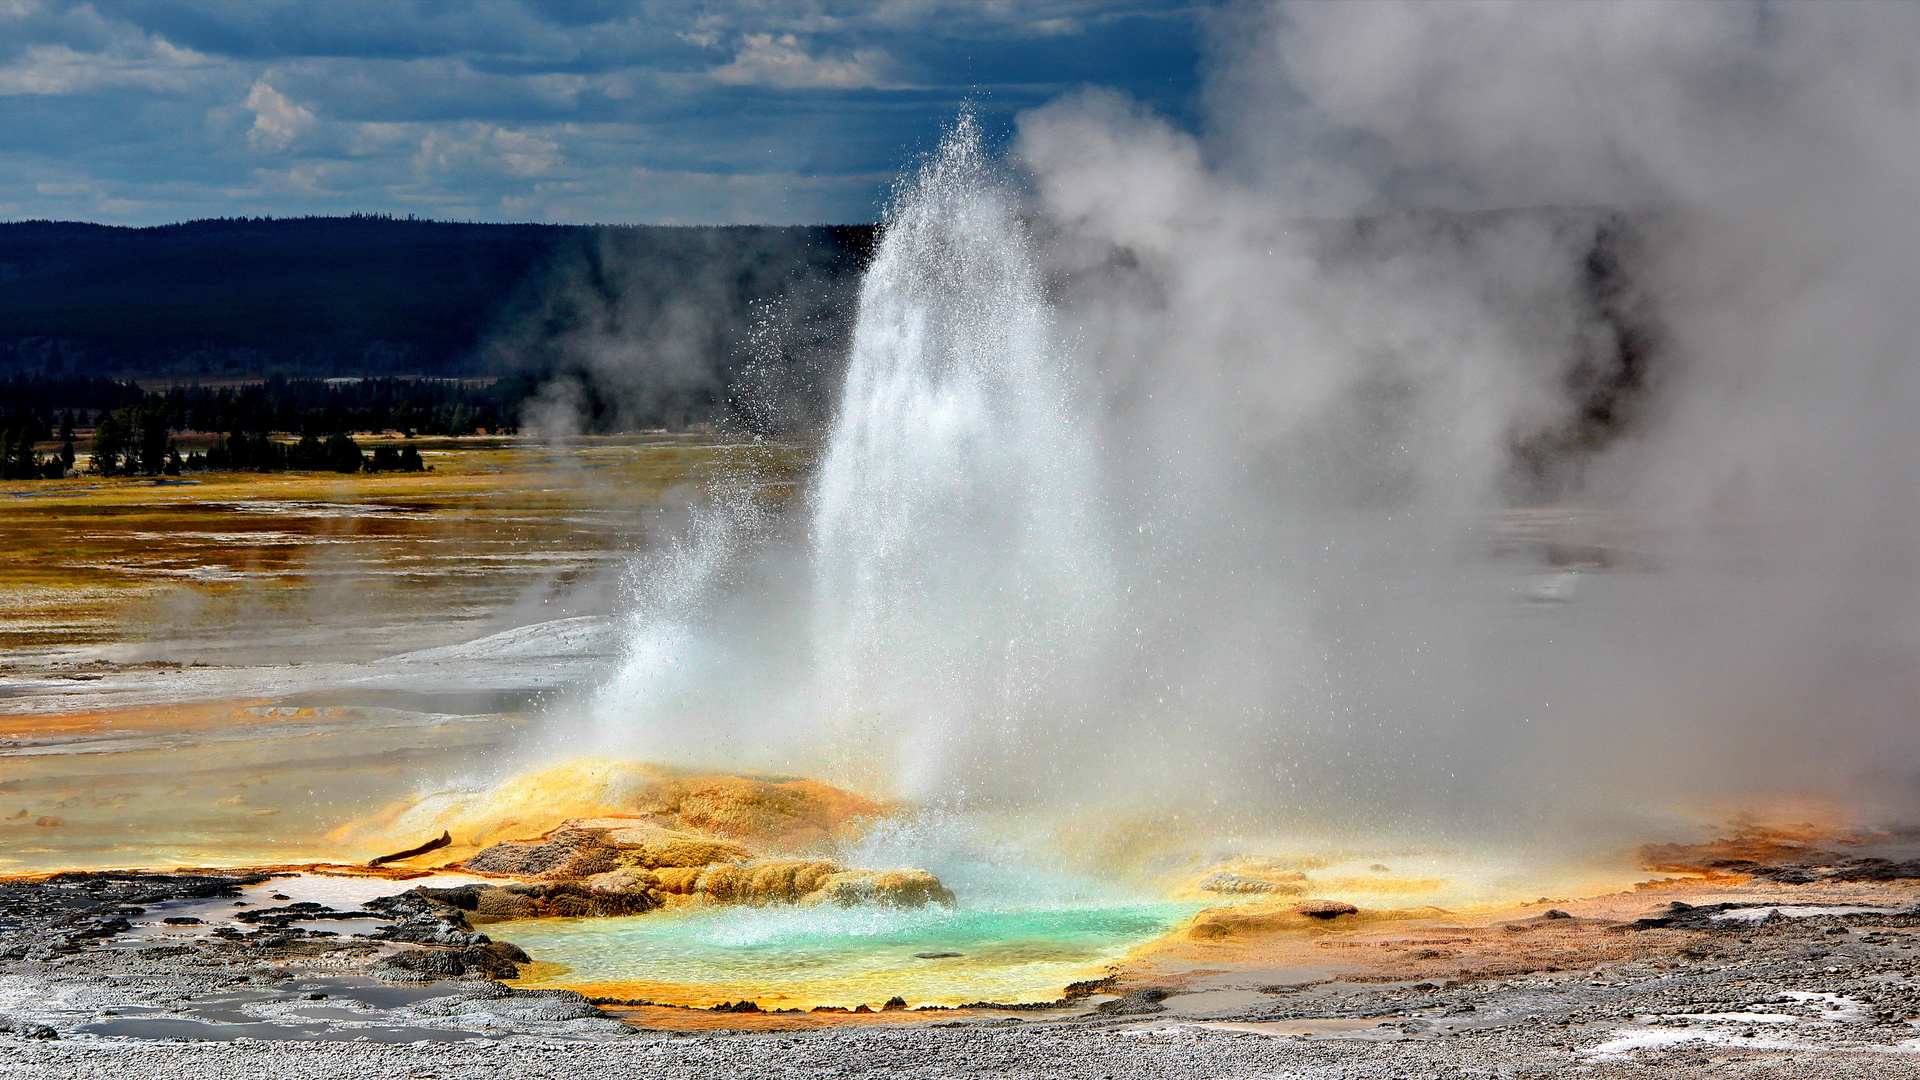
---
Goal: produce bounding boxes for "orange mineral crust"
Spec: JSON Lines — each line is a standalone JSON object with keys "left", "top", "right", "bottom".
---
{"left": 596, "top": 1004, "right": 1073, "bottom": 1032}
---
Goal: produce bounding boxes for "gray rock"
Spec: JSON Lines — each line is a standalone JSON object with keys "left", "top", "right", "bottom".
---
{"left": 378, "top": 941, "right": 529, "bottom": 980}
{"left": 463, "top": 829, "right": 623, "bottom": 879}
{"left": 0, "top": 1016, "right": 56, "bottom": 1039}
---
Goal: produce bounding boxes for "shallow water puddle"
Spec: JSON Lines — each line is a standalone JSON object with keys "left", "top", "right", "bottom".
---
{"left": 1191, "top": 1017, "right": 1406, "bottom": 1040}
{"left": 72, "top": 977, "right": 522, "bottom": 1043}
{"left": 1708, "top": 904, "right": 1898, "bottom": 922}
{"left": 1584, "top": 1026, "right": 1807, "bottom": 1057}
{"left": 1584, "top": 990, "right": 1877, "bottom": 1058}
{"left": 103, "top": 871, "right": 495, "bottom": 948}
{"left": 77, "top": 1016, "right": 502, "bottom": 1043}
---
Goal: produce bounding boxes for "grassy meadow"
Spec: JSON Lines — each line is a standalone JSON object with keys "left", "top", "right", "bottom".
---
{"left": 0, "top": 434, "right": 812, "bottom": 679}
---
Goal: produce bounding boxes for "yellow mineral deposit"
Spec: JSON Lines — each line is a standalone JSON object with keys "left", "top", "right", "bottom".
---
{"left": 339, "top": 758, "right": 891, "bottom": 867}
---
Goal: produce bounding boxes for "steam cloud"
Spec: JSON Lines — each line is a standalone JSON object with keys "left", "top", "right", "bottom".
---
{"left": 573, "top": 2, "right": 1920, "bottom": 846}
{"left": 497, "top": 227, "right": 865, "bottom": 437}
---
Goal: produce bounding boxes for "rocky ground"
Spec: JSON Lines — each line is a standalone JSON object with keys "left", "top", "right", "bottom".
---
{"left": 7, "top": 866, "right": 1920, "bottom": 1077}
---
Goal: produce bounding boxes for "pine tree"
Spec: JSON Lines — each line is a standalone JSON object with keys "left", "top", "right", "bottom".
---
{"left": 91, "top": 412, "right": 128, "bottom": 476}
{"left": 288, "top": 434, "right": 316, "bottom": 470}
{"left": 324, "top": 433, "right": 363, "bottom": 473}
{"left": 137, "top": 401, "right": 170, "bottom": 475}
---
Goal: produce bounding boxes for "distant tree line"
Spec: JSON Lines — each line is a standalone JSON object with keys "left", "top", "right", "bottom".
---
{"left": 191, "top": 432, "right": 422, "bottom": 475}
{"left": 147, "top": 374, "right": 523, "bottom": 438}
{"left": 0, "top": 372, "right": 517, "bottom": 436}
{"left": 0, "top": 373, "right": 461, "bottom": 479}
{"left": 0, "top": 380, "right": 92, "bottom": 478}
{"left": 1, "top": 427, "right": 71, "bottom": 479}
{"left": 93, "top": 421, "right": 425, "bottom": 478}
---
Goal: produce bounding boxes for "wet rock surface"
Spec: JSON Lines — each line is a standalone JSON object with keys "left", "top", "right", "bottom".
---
{"left": 1198, "top": 871, "right": 1307, "bottom": 895}
{"left": 0, "top": 869, "right": 636, "bottom": 1056}
{"left": 1719, "top": 857, "right": 1920, "bottom": 884}
{"left": 377, "top": 941, "right": 532, "bottom": 980}
{"left": 0, "top": 871, "right": 272, "bottom": 960}
{"left": 455, "top": 817, "right": 954, "bottom": 911}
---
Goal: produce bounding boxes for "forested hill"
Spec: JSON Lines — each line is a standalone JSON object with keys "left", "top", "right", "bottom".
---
{"left": 0, "top": 216, "right": 877, "bottom": 432}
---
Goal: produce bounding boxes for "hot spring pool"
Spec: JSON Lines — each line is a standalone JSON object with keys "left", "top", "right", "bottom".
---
{"left": 493, "top": 901, "right": 1200, "bottom": 1009}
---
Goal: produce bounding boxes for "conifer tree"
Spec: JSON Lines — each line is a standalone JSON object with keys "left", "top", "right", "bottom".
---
{"left": 91, "top": 412, "right": 128, "bottom": 476}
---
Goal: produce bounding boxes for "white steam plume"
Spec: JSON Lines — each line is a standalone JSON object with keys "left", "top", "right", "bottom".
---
{"left": 1012, "top": 1, "right": 1920, "bottom": 834}
{"left": 577, "top": 2, "right": 1920, "bottom": 847}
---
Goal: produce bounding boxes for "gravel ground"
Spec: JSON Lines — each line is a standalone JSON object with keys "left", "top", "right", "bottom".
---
{"left": 6, "top": 1012, "right": 1920, "bottom": 1080}
{"left": 10, "top": 872, "right": 1920, "bottom": 1078}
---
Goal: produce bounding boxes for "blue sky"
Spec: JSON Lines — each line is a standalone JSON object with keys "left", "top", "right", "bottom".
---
{"left": 0, "top": 1, "right": 1203, "bottom": 225}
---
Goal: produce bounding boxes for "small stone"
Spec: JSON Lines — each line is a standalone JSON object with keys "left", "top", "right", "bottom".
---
{"left": 1294, "top": 900, "right": 1359, "bottom": 919}
{"left": 1095, "top": 989, "right": 1173, "bottom": 1015}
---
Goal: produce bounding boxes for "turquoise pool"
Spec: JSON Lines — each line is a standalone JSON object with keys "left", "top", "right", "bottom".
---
{"left": 494, "top": 900, "right": 1199, "bottom": 1009}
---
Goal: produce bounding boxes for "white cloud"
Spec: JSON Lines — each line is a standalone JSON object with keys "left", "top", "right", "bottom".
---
{"left": 245, "top": 80, "right": 314, "bottom": 151}
{"left": 0, "top": 39, "right": 217, "bottom": 95}
{"left": 414, "top": 123, "right": 563, "bottom": 179}
{"left": 710, "top": 33, "right": 891, "bottom": 90}
{"left": 260, "top": 160, "right": 339, "bottom": 196}
{"left": 0, "top": 45, "right": 98, "bottom": 94}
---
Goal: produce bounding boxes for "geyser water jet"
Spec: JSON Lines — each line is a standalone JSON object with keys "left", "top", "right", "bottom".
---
{"left": 806, "top": 114, "right": 1113, "bottom": 803}
{"left": 585, "top": 116, "right": 1116, "bottom": 815}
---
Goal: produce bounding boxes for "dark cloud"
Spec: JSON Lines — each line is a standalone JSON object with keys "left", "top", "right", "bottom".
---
{"left": 0, "top": 0, "right": 1201, "bottom": 224}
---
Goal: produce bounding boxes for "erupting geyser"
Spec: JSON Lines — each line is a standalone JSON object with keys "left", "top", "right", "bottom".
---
{"left": 585, "top": 116, "right": 1116, "bottom": 811}
{"left": 580, "top": 3, "right": 1920, "bottom": 856}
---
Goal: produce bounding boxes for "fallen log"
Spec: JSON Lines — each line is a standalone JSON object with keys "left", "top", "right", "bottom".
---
{"left": 369, "top": 830, "right": 452, "bottom": 867}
